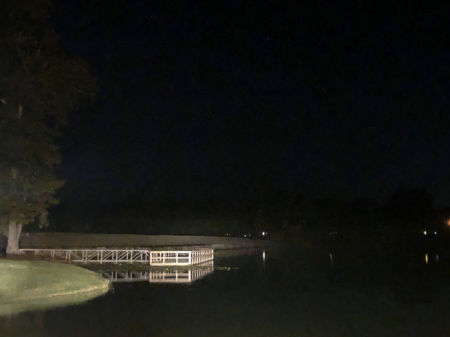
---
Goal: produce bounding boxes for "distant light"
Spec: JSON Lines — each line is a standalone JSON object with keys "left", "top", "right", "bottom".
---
{"left": 423, "top": 230, "right": 427, "bottom": 235}
{"left": 447, "top": 219, "right": 450, "bottom": 226}
{"left": 434, "top": 231, "right": 438, "bottom": 235}
{"left": 425, "top": 253, "right": 429, "bottom": 264}
{"left": 261, "top": 231, "right": 267, "bottom": 236}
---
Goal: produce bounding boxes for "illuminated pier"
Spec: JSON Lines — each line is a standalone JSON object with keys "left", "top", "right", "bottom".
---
{"left": 18, "top": 247, "right": 214, "bottom": 266}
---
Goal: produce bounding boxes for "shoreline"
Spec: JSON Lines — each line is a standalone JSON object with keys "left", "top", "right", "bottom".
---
{"left": 0, "top": 259, "right": 110, "bottom": 316}
{"left": 20, "top": 232, "right": 275, "bottom": 250}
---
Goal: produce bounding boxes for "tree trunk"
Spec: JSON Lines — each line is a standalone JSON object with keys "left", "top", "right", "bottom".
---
{"left": 6, "top": 222, "right": 22, "bottom": 255}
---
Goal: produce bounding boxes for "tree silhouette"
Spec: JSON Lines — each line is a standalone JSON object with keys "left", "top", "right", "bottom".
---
{"left": 0, "top": 0, "right": 96, "bottom": 253}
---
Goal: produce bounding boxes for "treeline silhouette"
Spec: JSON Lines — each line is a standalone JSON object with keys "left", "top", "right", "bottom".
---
{"left": 44, "top": 187, "right": 449, "bottom": 253}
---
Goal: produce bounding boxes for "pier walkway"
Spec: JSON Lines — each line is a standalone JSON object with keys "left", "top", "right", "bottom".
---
{"left": 18, "top": 247, "right": 214, "bottom": 266}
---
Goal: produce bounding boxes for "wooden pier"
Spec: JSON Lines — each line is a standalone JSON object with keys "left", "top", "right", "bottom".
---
{"left": 149, "top": 248, "right": 214, "bottom": 266}
{"left": 18, "top": 247, "right": 214, "bottom": 266}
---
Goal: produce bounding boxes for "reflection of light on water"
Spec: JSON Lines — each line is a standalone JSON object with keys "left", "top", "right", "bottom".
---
{"left": 423, "top": 253, "right": 440, "bottom": 264}
{"left": 329, "top": 252, "right": 334, "bottom": 266}
{"left": 262, "top": 250, "right": 266, "bottom": 263}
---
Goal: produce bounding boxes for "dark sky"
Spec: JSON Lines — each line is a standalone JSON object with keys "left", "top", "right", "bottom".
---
{"left": 52, "top": 1, "right": 450, "bottom": 207}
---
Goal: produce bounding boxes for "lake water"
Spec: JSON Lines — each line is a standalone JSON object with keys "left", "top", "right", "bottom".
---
{"left": 1, "top": 248, "right": 449, "bottom": 337}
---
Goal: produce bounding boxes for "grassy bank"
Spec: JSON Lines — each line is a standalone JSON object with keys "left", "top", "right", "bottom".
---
{"left": 0, "top": 259, "right": 109, "bottom": 316}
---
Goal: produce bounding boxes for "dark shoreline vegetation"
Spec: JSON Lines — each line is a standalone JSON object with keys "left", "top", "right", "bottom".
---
{"left": 39, "top": 187, "right": 450, "bottom": 255}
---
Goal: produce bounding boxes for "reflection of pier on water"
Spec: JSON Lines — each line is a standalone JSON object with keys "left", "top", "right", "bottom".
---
{"left": 101, "top": 271, "right": 149, "bottom": 283}
{"left": 99, "top": 261, "right": 214, "bottom": 284}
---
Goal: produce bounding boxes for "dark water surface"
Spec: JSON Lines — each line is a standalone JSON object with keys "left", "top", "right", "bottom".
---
{"left": 1, "top": 249, "right": 450, "bottom": 337}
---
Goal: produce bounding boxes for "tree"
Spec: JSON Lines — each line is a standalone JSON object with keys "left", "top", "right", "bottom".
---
{"left": 383, "top": 187, "right": 434, "bottom": 232}
{"left": 0, "top": 0, "right": 96, "bottom": 254}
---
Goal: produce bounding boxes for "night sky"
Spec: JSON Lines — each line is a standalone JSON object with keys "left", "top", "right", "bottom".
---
{"left": 52, "top": 1, "right": 450, "bottom": 208}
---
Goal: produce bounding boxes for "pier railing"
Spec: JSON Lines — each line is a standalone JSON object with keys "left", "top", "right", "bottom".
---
{"left": 18, "top": 247, "right": 214, "bottom": 266}
{"left": 18, "top": 248, "right": 150, "bottom": 263}
{"left": 149, "top": 248, "right": 213, "bottom": 266}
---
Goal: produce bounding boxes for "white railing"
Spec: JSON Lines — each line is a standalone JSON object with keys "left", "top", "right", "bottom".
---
{"left": 149, "top": 248, "right": 213, "bottom": 266}
{"left": 18, "top": 247, "right": 214, "bottom": 266}
{"left": 18, "top": 249, "right": 150, "bottom": 264}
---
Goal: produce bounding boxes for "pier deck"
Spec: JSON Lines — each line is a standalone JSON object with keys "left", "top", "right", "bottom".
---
{"left": 18, "top": 247, "right": 214, "bottom": 266}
